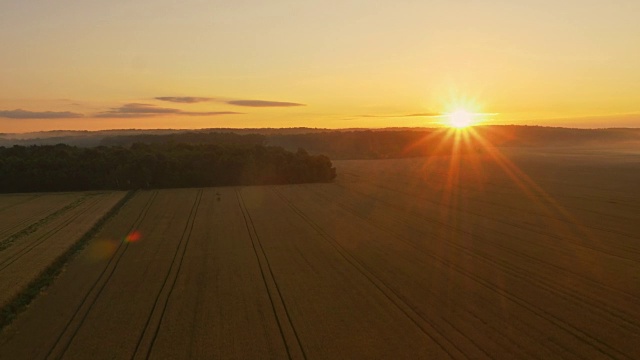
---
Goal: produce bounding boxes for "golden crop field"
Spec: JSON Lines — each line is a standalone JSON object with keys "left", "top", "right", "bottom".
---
{"left": 0, "top": 192, "right": 126, "bottom": 308}
{"left": 0, "top": 149, "right": 638, "bottom": 359}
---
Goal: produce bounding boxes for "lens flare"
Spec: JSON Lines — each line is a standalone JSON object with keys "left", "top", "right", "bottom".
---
{"left": 125, "top": 230, "right": 142, "bottom": 242}
{"left": 85, "top": 239, "right": 118, "bottom": 262}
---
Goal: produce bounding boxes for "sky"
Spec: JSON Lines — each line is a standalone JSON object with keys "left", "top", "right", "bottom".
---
{"left": 1, "top": 0, "right": 639, "bottom": 132}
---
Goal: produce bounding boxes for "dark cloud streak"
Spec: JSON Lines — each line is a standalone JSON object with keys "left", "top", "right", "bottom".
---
{"left": 175, "top": 111, "right": 242, "bottom": 116}
{"left": 155, "top": 97, "right": 213, "bottom": 103}
{"left": 0, "top": 109, "right": 84, "bottom": 119}
{"left": 96, "top": 103, "right": 242, "bottom": 118}
{"left": 227, "top": 100, "right": 305, "bottom": 107}
{"left": 155, "top": 96, "right": 305, "bottom": 108}
{"left": 94, "top": 113, "right": 158, "bottom": 119}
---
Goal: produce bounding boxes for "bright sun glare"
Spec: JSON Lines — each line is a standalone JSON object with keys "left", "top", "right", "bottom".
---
{"left": 448, "top": 109, "right": 474, "bottom": 129}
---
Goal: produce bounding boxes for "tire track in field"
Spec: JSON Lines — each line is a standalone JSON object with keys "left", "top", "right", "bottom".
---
{"left": 311, "top": 183, "right": 640, "bottom": 328}
{"left": 331, "top": 181, "right": 640, "bottom": 303}
{"left": 46, "top": 191, "right": 158, "bottom": 360}
{"left": 297, "top": 185, "right": 633, "bottom": 360}
{"left": 132, "top": 189, "right": 203, "bottom": 360}
{"left": 284, "top": 185, "right": 573, "bottom": 357}
{"left": 0, "top": 195, "right": 104, "bottom": 271}
{"left": 276, "top": 186, "right": 567, "bottom": 359}
{"left": 236, "top": 189, "right": 307, "bottom": 360}
{"left": 337, "top": 176, "right": 640, "bottom": 262}
{"left": 271, "top": 187, "right": 481, "bottom": 360}
{"left": 0, "top": 195, "right": 89, "bottom": 252}
{"left": 305, "top": 183, "right": 640, "bottom": 353}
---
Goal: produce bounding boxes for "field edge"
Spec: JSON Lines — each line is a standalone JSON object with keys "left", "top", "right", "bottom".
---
{"left": 0, "top": 190, "right": 136, "bottom": 330}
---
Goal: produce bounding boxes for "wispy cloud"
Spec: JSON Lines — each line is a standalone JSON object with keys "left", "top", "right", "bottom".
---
{"left": 185, "top": 111, "right": 243, "bottom": 116}
{"left": 111, "top": 103, "right": 181, "bottom": 114}
{"left": 96, "top": 103, "right": 242, "bottom": 118}
{"left": 155, "top": 97, "right": 213, "bottom": 103}
{"left": 357, "top": 112, "right": 442, "bottom": 118}
{"left": 227, "top": 100, "right": 305, "bottom": 107}
{"left": 94, "top": 112, "right": 158, "bottom": 119}
{"left": 0, "top": 109, "right": 84, "bottom": 119}
{"left": 155, "top": 96, "right": 306, "bottom": 108}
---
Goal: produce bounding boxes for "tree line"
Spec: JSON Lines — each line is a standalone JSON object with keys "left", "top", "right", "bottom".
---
{"left": 0, "top": 143, "right": 336, "bottom": 193}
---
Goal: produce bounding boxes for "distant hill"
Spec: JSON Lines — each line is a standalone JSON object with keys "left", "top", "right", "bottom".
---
{"left": 266, "top": 127, "right": 639, "bottom": 159}
{"left": 2, "top": 126, "right": 639, "bottom": 159}
{"left": 475, "top": 126, "right": 640, "bottom": 148}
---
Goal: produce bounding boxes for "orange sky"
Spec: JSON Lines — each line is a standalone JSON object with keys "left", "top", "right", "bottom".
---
{"left": 1, "top": 1, "right": 639, "bottom": 132}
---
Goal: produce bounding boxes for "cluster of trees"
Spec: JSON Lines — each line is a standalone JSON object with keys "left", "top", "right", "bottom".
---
{"left": 0, "top": 143, "right": 336, "bottom": 193}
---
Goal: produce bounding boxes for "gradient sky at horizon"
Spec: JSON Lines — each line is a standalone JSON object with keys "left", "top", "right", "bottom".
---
{"left": 1, "top": 0, "right": 639, "bottom": 132}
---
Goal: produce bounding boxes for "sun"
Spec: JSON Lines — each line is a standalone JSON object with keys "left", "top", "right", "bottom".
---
{"left": 448, "top": 109, "right": 474, "bottom": 129}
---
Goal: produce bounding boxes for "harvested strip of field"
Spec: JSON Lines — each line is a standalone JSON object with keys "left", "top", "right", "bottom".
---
{"left": 0, "top": 149, "right": 639, "bottom": 359}
{"left": 0, "top": 192, "right": 126, "bottom": 308}
{"left": 0, "top": 193, "right": 86, "bottom": 246}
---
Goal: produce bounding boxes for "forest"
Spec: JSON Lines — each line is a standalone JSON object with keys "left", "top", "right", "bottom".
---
{"left": 0, "top": 143, "right": 336, "bottom": 193}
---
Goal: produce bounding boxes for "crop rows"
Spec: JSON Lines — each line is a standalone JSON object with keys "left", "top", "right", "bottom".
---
{"left": 0, "top": 192, "right": 126, "bottom": 308}
{"left": 0, "top": 151, "right": 638, "bottom": 359}
{"left": 0, "top": 193, "right": 86, "bottom": 250}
